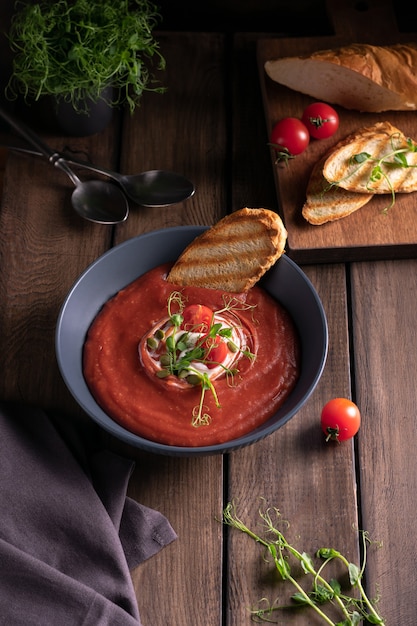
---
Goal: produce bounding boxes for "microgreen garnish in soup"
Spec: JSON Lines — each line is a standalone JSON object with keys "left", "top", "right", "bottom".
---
{"left": 144, "top": 291, "right": 256, "bottom": 427}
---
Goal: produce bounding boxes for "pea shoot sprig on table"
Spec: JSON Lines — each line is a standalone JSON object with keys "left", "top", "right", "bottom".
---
{"left": 330, "top": 132, "right": 417, "bottom": 214}
{"left": 146, "top": 292, "right": 256, "bottom": 427}
{"left": 222, "top": 501, "right": 385, "bottom": 625}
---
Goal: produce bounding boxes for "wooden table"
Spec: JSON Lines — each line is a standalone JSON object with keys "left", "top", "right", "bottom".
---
{"left": 1, "top": 10, "right": 416, "bottom": 626}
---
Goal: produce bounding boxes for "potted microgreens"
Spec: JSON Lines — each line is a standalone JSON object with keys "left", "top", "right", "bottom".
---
{"left": 5, "top": 0, "right": 166, "bottom": 135}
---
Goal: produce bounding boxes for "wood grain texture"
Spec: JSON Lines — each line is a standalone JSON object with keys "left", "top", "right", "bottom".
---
{"left": 257, "top": 0, "right": 417, "bottom": 263}
{"left": 226, "top": 264, "right": 360, "bottom": 625}
{"left": 227, "top": 33, "right": 359, "bottom": 625}
{"left": 0, "top": 121, "right": 120, "bottom": 411}
{"left": 231, "top": 35, "right": 279, "bottom": 212}
{"left": 351, "top": 259, "right": 417, "bottom": 624}
{"left": 116, "top": 33, "right": 228, "bottom": 626}
{"left": 127, "top": 452, "right": 223, "bottom": 626}
{"left": 2, "top": 20, "right": 414, "bottom": 626}
{"left": 114, "top": 32, "right": 228, "bottom": 245}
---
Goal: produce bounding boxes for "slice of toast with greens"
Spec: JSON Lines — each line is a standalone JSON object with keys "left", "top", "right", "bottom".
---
{"left": 322, "top": 121, "right": 417, "bottom": 194}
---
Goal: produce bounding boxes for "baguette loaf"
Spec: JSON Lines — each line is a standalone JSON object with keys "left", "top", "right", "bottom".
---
{"left": 322, "top": 121, "right": 417, "bottom": 194}
{"left": 264, "top": 43, "right": 417, "bottom": 112}
{"left": 166, "top": 208, "right": 287, "bottom": 293}
{"left": 302, "top": 153, "right": 373, "bottom": 225}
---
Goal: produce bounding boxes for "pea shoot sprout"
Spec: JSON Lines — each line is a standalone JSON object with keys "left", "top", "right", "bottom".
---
{"left": 327, "top": 132, "right": 417, "bottom": 214}
{"left": 222, "top": 501, "right": 385, "bottom": 625}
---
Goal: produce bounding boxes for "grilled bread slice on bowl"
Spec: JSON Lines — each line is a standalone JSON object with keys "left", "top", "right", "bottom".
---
{"left": 167, "top": 207, "right": 287, "bottom": 292}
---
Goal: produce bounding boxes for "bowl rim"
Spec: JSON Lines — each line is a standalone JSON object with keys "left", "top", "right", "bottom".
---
{"left": 56, "top": 226, "right": 328, "bottom": 456}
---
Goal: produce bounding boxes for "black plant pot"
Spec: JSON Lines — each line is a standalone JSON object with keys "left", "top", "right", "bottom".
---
{"left": 15, "top": 87, "right": 114, "bottom": 137}
{"left": 54, "top": 88, "right": 114, "bottom": 136}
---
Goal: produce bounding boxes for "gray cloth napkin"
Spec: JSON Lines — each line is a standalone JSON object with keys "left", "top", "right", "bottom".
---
{"left": 0, "top": 401, "right": 177, "bottom": 625}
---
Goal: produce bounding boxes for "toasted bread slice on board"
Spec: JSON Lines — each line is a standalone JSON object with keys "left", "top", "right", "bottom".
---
{"left": 302, "top": 153, "right": 374, "bottom": 225}
{"left": 166, "top": 207, "right": 287, "bottom": 292}
{"left": 322, "top": 121, "right": 417, "bottom": 194}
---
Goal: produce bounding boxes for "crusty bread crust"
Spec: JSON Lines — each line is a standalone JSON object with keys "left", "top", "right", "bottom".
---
{"left": 322, "top": 121, "right": 417, "bottom": 194}
{"left": 265, "top": 43, "right": 417, "bottom": 112}
{"left": 302, "top": 153, "right": 373, "bottom": 225}
{"left": 166, "top": 208, "right": 287, "bottom": 293}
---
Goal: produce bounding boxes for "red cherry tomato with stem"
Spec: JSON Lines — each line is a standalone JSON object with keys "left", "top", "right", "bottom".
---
{"left": 270, "top": 117, "right": 310, "bottom": 160}
{"left": 302, "top": 102, "right": 339, "bottom": 139}
{"left": 201, "top": 335, "right": 228, "bottom": 369}
{"left": 181, "top": 304, "right": 213, "bottom": 333}
{"left": 321, "top": 398, "right": 361, "bottom": 442}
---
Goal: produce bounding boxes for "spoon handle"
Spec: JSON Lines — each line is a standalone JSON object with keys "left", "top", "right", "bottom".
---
{"left": 2, "top": 136, "right": 119, "bottom": 182}
{"left": 0, "top": 105, "right": 55, "bottom": 161}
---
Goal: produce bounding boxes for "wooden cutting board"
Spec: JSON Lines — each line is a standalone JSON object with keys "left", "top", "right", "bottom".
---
{"left": 257, "top": 0, "right": 417, "bottom": 263}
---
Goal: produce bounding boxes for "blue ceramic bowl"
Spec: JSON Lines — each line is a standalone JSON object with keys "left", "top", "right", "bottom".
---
{"left": 56, "top": 226, "right": 328, "bottom": 456}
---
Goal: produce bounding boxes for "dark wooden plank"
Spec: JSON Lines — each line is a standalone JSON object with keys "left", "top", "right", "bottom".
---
{"left": 128, "top": 453, "right": 223, "bottom": 625}
{"left": 118, "top": 33, "right": 228, "bottom": 626}
{"left": 114, "top": 31, "right": 228, "bottom": 245}
{"left": 0, "top": 120, "right": 121, "bottom": 413}
{"left": 231, "top": 35, "right": 278, "bottom": 213}
{"left": 226, "top": 264, "right": 360, "bottom": 625}
{"left": 0, "top": 148, "right": 5, "bottom": 192}
{"left": 226, "top": 33, "right": 359, "bottom": 625}
{"left": 256, "top": 0, "right": 417, "bottom": 263}
{"left": 351, "top": 258, "right": 417, "bottom": 624}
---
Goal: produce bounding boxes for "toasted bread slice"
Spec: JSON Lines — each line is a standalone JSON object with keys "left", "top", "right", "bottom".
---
{"left": 322, "top": 121, "right": 417, "bottom": 194}
{"left": 302, "top": 153, "right": 374, "bottom": 225}
{"left": 166, "top": 208, "right": 287, "bottom": 292}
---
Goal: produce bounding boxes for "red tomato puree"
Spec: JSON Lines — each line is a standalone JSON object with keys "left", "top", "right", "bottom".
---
{"left": 83, "top": 263, "right": 300, "bottom": 447}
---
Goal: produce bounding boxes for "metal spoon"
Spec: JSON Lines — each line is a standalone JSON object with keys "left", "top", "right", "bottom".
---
{"left": 0, "top": 105, "right": 129, "bottom": 224}
{"left": 1, "top": 107, "right": 195, "bottom": 208}
{"left": 4, "top": 143, "right": 195, "bottom": 207}
{"left": 56, "top": 154, "right": 196, "bottom": 207}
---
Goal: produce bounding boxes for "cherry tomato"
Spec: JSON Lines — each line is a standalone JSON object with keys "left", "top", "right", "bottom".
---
{"left": 302, "top": 102, "right": 339, "bottom": 139}
{"left": 181, "top": 304, "right": 213, "bottom": 333}
{"left": 321, "top": 398, "right": 361, "bottom": 442}
{"left": 270, "top": 117, "right": 310, "bottom": 157}
{"left": 201, "top": 335, "right": 228, "bottom": 369}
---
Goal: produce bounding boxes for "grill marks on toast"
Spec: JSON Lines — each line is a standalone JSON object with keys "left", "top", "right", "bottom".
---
{"left": 322, "top": 121, "right": 417, "bottom": 194}
{"left": 166, "top": 208, "right": 287, "bottom": 292}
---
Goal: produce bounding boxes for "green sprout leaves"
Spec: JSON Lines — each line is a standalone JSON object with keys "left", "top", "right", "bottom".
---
{"left": 334, "top": 132, "right": 417, "bottom": 214}
{"left": 146, "top": 292, "right": 256, "bottom": 428}
{"left": 222, "top": 501, "right": 385, "bottom": 626}
{"left": 6, "top": 0, "right": 166, "bottom": 112}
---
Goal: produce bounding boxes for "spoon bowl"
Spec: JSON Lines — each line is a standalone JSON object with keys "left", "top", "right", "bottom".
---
{"left": 118, "top": 169, "right": 195, "bottom": 207}
{"left": 70, "top": 179, "right": 129, "bottom": 224}
{"left": 55, "top": 156, "right": 195, "bottom": 207}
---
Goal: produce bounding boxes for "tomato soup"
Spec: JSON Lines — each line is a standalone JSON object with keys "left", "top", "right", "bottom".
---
{"left": 83, "top": 263, "right": 300, "bottom": 447}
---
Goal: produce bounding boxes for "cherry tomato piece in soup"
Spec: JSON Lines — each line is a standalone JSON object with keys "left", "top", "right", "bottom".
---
{"left": 201, "top": 335, "right": 229, "bottom": 369}
{"left": 181, "top": 304, "right": 213, "bottom": 332}
{"left": 270, "top": 117, "right": 310, "bottom": 157}
{"left": 302, "top": 102, "right": 339, "bottom": 139}
{"left": 321, "top": 398, "right": 361, "bottom": 442}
